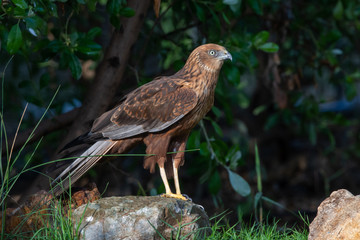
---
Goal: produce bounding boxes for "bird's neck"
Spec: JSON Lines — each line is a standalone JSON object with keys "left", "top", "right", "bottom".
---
{"left": 173, "top": 58, "right": 220, "bottom": 102}
{"left": 176, "top": 53, "right": 221, "bottom": 86}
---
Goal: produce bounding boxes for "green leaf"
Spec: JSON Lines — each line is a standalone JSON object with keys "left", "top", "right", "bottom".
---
{"left": 76, "top": 39, "right": 102, "bottom": 57}
{"left": 253, "top": 105, "right": 266, "bottom": 116}
{"left": 194, "top": 3, "right": 205, "bottom": 22}
{"left": 258, "top": 42, "right": 279, "bottom": 53}
{"left": 13, "top": 7, "right": 27, "bottom": 17}
{"left": 264, "top": 113, "right": 279, "bottom": 130}
{"left": 120, "top": 7, "right": 135, "bottom": 17}
{"left": 7, "top": 23, "right": 23, "bottom": 54}
{"left": 333, "top": 0, "right": 343, "bottom": 20}
{"left": 349, "top": 71, "right": 360, "bottom": 79}
{"left": 67, "top": 53, "right": 82, "bottom": 80}
{"left": 253, "top": 31, "right": 269, "bottom": 48}
{"left": 230, "top": 150, "right": 242, "bottom": 164}
{"left": 199, "top": 142, "right": 210, "bottom": 157}
{"left": 223, "top": 0, "right": 242, "bottom": 12}
{"left": 46, "top": 40, "right": 66, "bottom": 53}
{"left": 212, "top": 106, "right": 222, "bottom": 118}
{"left": 226, "top": 146, "right": 242, "bottom": 169}
{"left": 211, "top": 120, "right": 223, "bottom": 137}
{"left": 222, "top": 12, "right": 230, "bottom": 25}
{"left": 246, "top": 0, "right": 263, "bottom": 15}
{"left": 187, "top": 130, "right": 201, "bottom": 149}
{"left": 69, "top": 32, "right": 79, "bottom": 45}
{"left": 87, "top": 27, "right": 102, "bottom": 39}
{"left": 25, "top": 16, "right": 47, "bottom": 35}
{"left": 345, "top": 78, "right": 357, "bottom": 100}
{"left": 12, "top": 0, "right": 28, "bottom": 9}
{"left": 223, "top": 0, "right": 239, "bottom": 4}
{"left": 107, "top": 0, "right": 121, "bottom": 15}
{"left": 48, "top": 2, "right": 58, "bottom": 17}
{"left": 227, "top": 168, "right": 251, "bottom": 197}
{"left": 87, "top": 0, "right": 98, "bottom": 12}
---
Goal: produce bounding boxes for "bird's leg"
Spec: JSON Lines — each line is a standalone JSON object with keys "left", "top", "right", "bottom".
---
{"left": 159, "top": 165, "right": 188, "bottom": 201}
{"left": 173, "top": 161, "right": 181, "bottom": 195}
{"left": 159, "top": 165, "right": 172, "bottom": 195}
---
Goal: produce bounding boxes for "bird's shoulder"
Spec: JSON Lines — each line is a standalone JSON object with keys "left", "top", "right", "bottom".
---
{"left": 90, "top": 75, "right": 198, "bottom": 138}
{"left": 117, "top": 75, "right": 195, "bottom": 112}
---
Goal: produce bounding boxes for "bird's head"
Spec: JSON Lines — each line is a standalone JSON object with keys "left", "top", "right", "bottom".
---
{"left": 190, "top": 44, "right": 232, "bottom": 73}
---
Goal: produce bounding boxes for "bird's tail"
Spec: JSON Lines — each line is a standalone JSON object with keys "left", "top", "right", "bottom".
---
{"left": 50, "top": 140, "right": 116, "bottom": 196}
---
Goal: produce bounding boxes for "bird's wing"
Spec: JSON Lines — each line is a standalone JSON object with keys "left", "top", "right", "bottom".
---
{"left": 91, "top": 77, "right": 198, "bottom": 140}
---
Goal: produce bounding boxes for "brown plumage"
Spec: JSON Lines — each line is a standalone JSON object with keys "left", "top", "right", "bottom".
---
{"left": 51, "top": 44, "right": 232, "bottom": 199}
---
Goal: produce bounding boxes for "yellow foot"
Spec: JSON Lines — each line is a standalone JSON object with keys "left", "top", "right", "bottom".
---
{"left": 161, "top": 193, "right": 190, "bottom": 201}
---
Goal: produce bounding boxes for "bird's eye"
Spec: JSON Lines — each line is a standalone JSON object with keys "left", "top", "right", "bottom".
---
{"left": 208, "top": 50, "right": 216, "bottom": 56}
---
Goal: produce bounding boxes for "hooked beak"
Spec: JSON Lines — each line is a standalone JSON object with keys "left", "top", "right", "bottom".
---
{"left": 218, "top": 50, "right": 233, "bottom": 61}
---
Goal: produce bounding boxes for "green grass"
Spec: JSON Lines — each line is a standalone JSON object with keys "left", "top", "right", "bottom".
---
{"left": 206, "top": 221, "right": 308, "bottom": 240}
{"left": 31, "top": 198, "right": 83, "bottom": 240}
{"left": 3, "top": 198, "right": 83, "bottom": 240}
{"left": 149, "top": 209, "right": 308, "bottom": 240}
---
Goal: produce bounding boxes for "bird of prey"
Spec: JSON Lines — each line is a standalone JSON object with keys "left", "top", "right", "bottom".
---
{"left": 51, "top": 44, "right": 232, "bottom": 200}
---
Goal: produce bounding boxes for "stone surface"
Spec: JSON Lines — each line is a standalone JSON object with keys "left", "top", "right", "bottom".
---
{"left": 71, "top": 196, "right": 210, "bottom": 240}
{"left": 308, "top": 189, "right": 360, "bottom": 240}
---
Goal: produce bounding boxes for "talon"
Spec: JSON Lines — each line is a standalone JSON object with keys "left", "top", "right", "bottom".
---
{"left": 161, "top": 193, "right": 189, "bottom": 201}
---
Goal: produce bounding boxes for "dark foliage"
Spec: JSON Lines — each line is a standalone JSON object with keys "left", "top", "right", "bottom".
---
{"left": 1, "top": 0, "right": 360, "bottom": 226}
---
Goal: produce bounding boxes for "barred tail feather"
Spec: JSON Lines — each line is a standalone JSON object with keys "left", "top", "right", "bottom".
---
{"left": 51, "top": 140, "right": 116, "bottom": 196}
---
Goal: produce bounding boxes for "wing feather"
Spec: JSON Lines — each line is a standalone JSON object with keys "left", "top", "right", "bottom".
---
{"left": 91, "top": 77, "right": 197, "bottom": 140}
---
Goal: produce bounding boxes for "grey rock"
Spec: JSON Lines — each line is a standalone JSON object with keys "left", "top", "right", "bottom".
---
{"left": 309, "top": 189, "right": 360, "bottom": 240}
{"left": 72, "top": 196, "right": 211, "bottom": 240}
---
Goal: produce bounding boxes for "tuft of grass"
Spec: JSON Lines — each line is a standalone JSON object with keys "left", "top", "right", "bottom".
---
{"left": 149, "top": 209, "right": 308, "bottom": 240}
{"left": 31, "top": 198, "right": 82, "bottom": 240}
{"left": 206, "top": 219, "right": 308, "bottom": 240}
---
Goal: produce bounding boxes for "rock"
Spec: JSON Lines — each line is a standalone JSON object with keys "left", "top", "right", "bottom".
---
{"left": 71, "top": 196, "right": 211, "bottom": 240}
{"left": 309, "top": 189, "right": 360, "bottom": 240}
{"left": 1, "top": 187, "right": 100, "bottom": 237}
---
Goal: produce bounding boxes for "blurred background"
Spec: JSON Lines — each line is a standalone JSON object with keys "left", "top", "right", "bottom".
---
{"left": 1, "top": 0, "right": 360, "bottom": 227}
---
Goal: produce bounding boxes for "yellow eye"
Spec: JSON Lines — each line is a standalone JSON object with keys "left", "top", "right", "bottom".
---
{"left": 209, "top": 50, "right": 216, "bottom": 56}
